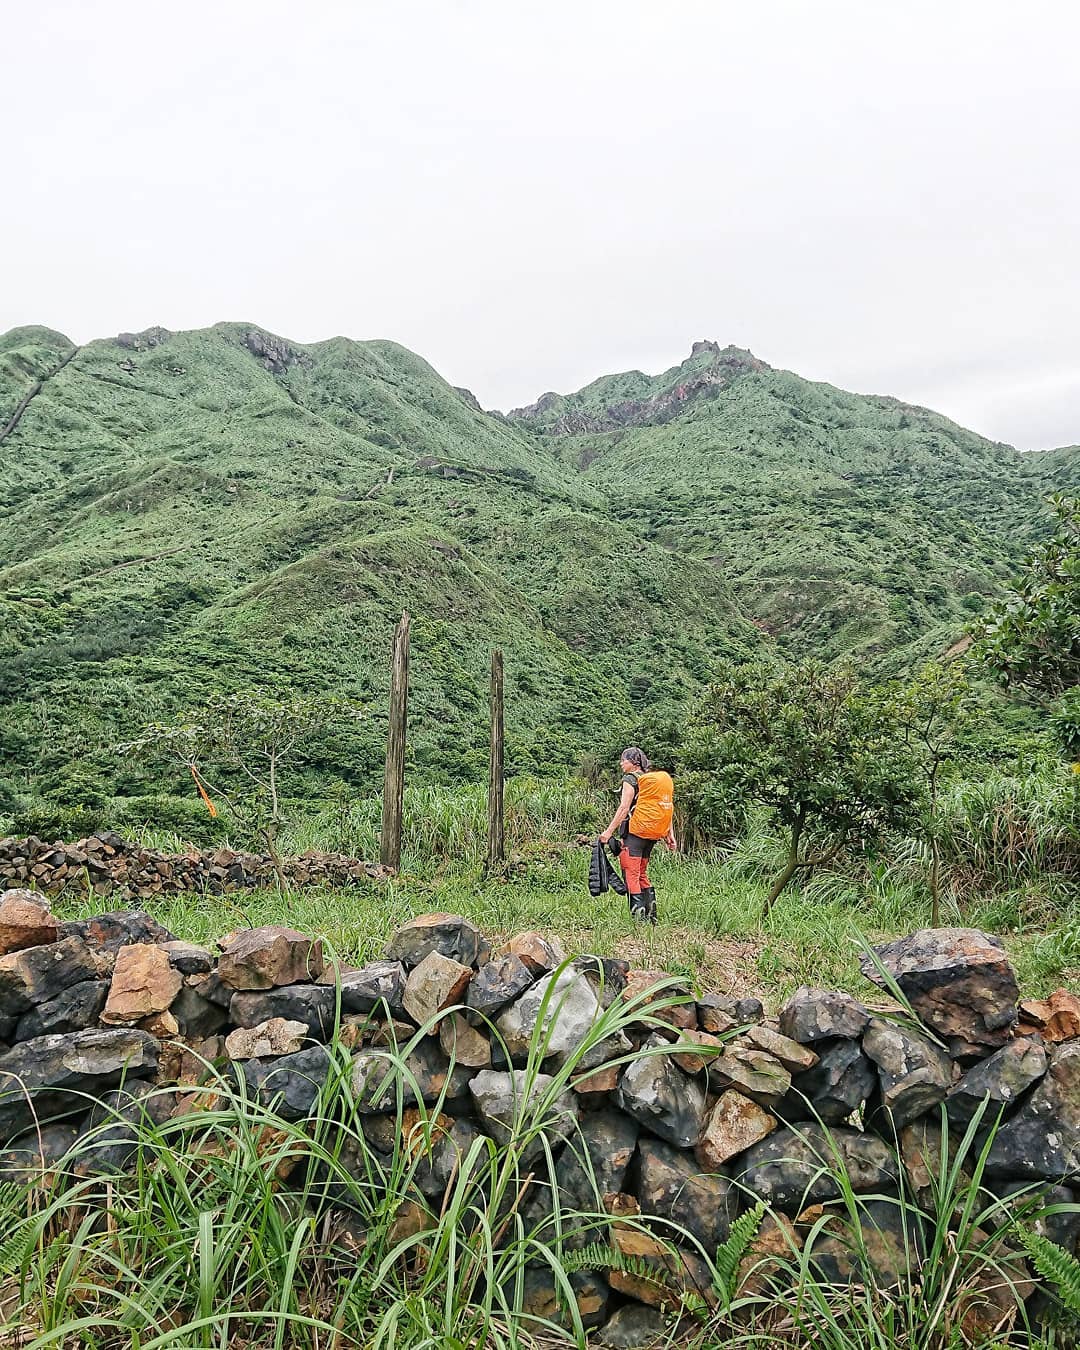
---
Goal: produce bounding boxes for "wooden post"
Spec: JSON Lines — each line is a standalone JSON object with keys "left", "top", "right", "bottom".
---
{"left": 380, "top": 611, "right": 410, "bottom": 870}
{"left": 487, "top": 648, "right": 505, "bottom": 869}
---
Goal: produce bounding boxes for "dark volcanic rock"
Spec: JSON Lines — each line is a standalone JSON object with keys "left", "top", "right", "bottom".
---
{"left": 171, "top": 985, "right": 229, "bottom": 1039}
{"left": 468, "top": 1069, "right": 578, "bottom": 1154}
{"left": 559, "top": 1108, "right": 640, "bottom": 1208}
{"left": 597, "top": 1303, "right": 669, "bottom": 1348}
{"left": 808, "top": 1199, "right": 919, "bottom": 1287}
{"left": 0, "top": 1028, "right": 158, "bottom": 1138}
{"left": 351, "top": 1038, "right": 473, "bottom": 1113}
{"left": 0, "top": 937, "right": 101, "bottom": 1015}
{"left": 778, "top": 987, "right": 871, "bottom": 1043}
{"left": 945, "top": 1037, "right": 1047, "bottom": 1127}
{"left": 61, "top": 910, "right": 176, "bottom": 950}
{"left": 860, "top": 929, "right": 1018, "bottom": 1056}
{"left": 0, "top": 1121, "right": 79, "bottom": 1183}
{"left": 385, "top": 913, "right": 483, "bottom": 970}
{"left": 239, "top": 1044, "right": 332, "bottom": 1121}
{"left": 985, "top": 1041, "right": 1080, "bottom": 1178}
{"left": 160, "top": 940, "right": 215, "bottom": 976}
{"left": 73, "top": 1082, "right": 177, "bottom": 1174}
{"left": 230, "top": 984, "right": 337, "bottom": 1039}
{"left": 615, "top": 1034, "right": 707, "bottom": 1148}
{"left": 635, "top": 1136, "right": 739, "bottom": 1247}
{"left": 736, "top": 1123, "right": 897, "bottom": 1211}
{"left": 862, "top": 1019, "right": 954, "bottom": 1129}
{"left": 789, "top": 1039, "right": 877, "bottom": 1124}
{"left": 323, "top": 961, "right": 407, "bottom": 1015}
{"left": 15, "top": 980, "right": 108, "bottom": 1040}
{"left": 466, "top": 953, "right": 534, "bottom": 1023}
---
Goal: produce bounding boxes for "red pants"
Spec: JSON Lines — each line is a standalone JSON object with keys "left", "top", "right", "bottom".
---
{"left": 619, "top": 838, "right": 654, "bottom": 895}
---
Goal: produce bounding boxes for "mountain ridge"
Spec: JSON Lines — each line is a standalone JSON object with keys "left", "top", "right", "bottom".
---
{"left": 0, "top": 321, "right": 1075, "bottom": 809}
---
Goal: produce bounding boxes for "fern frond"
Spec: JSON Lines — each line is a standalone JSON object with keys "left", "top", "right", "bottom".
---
{"left": 713, "top": 1201, "right": 765, "bottom": 1304}
{"left": 1022, "top": 1230, "right": 1080, "bottom": 1314}
{"left": 561, "top": 1239, "right": 686, "bottom": 1299}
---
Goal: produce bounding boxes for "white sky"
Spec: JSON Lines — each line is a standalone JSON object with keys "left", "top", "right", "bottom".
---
{"left": 3, "top": 0, "right": 1078, "bottom": 449}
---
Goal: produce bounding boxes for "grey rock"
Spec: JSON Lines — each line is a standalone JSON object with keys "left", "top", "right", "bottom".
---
{"left": 413, "top": 1116, "right": 486, "bottom": 1200}
{"left": 466, "top": 953, "right": 534, "bottom": 1024}
{"left": 778, "top": 987, "right": 870, "bottom": 1043}
{"left": 468, "top": 1069, "right": 578, "bottom": 1153}
{"left": 171, "top": 985, "right": 228, "bottom": 1039}
{"left": 160, "top": 941, "right": 215, "bottom": 975}
{"left": 597, "top": 1303, "right": 670, "bottom": 1348}
{"left": 789, "top": 1039, "right": 877, "bottom": 1124}
{"left": 0, "top": 937, "right": 101, "bottom": 1016}
{"left": 239, "top": 1045, "right": 332, "bottom": 1121}
{"left": 0, "top": 1028, "right": 158, "bottom": 1139}
{"left": 807, "top": 1199, "right": 920, "bottom": 1286}
{"left": 710, "top": 1043, "right": 791, "bottom": 1108}
{"left": 15, "top": 980, "right": 108, "bottom": 1040}
{"left": 616, "top": 1035, "right": 707, "bottom": 1149}
{"left": 635, "top": 1136, "right": 739, "bottom": 1248}
{"left": 72, "top": 1081, "right": 176, "bottom": 1174}
{"left": 735, "top": 997, "right": 765, "bottom": 1023}
{"left": 185, "top": 970, "right": 232, "bottom": 1008}
{"left": 230, "top": 984, "right": 337, "bottom": 1040}
{"left": 331, "top": 961, "right": 407, "bottom": 1015}
{"left": 351, "top": 1038, "right": 473, "bottom": 1113}
{"left": 557, "top": 1107, "right": 640, "bottom": 1210}
{"left": 985, "top": 1041, "right": 1080, "bottom": 1178}
{"left": 945, "top": 1037, "right": 1047, "bottom": 1126}
{"left": 863, "top": 1019, "right": 954, "bottom": 1129}
{"left": 860, "top": 928, "right": 1019, "bottom": 1056}
{"left": 573, "top": 955, "right": 629, "bottom": 1008}
{"left": 497, "top": 967, "right": 603, "bottom": 1067}
{"left": 385, "top": 913, "right": 483, "bottom": 969}
{"left": 989, "top": 1182, "right": 1080, "bottom": 1252}
{"left": 0, "top": 1122, "right": 79, "bottom": 1183}
{"left": 736, "top": 1123, "right": 897, "bottom": 1211}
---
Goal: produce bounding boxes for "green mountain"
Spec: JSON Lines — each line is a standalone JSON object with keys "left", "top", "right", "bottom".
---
{"left": 0, "top": 325, "right": 1074, "bottom": 811}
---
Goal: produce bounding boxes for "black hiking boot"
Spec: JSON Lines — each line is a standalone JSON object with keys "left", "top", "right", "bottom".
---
{"left": 628, "top": 892, "right": 649, "bottom": 922}
{"left": 642, "top": 886, "right": 658, "bottom": 925}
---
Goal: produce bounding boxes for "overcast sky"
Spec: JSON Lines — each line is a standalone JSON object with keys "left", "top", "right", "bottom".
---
{"left": 4, "top": 1, "right": 1078, "bottom": 449}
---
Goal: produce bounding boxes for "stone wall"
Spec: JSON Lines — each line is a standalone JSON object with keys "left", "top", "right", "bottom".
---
{"left": 0, "top": 832, "right": 388, "bottom": 900}
{"left": 1, "top": 890, "right": 1078, "bottom": 1345}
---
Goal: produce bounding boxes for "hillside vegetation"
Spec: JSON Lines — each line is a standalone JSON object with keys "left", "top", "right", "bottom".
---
{"left": 0, "top": 324, "right": 1074, "bottom": 815}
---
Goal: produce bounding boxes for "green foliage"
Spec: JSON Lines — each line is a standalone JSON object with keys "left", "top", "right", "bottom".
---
{"left": 974, "top": 494, "right": 1080, "bottom": 699}
{"left": 712, "top": 1202, "right": 765, "bottom": 1308}
{"left": 683, "top": 661, "right": 921, "bottom": 909}
{"left": 1022, "top": 1231, "right": 1080, "bottom": 1315}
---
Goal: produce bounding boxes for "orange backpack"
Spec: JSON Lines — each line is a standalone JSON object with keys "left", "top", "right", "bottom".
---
{"left": 629, "top": 770, "right": 674, "bottom": 840}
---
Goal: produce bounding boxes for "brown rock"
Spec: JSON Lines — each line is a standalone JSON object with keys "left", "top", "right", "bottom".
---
{"left": 0, "top": 890, "right": 59, "bottom": 955}
{"left": 1019, "top": 990, "right": 1080, "bottom": 1043}
{"left": 225, "top": 1017, "right": 309, "bottom": 1060}
{"left": 141, "top": 1010, "right": 179, "bottom": 1038}
{"left": 438, "top": 1012, "right": 491, "bottom": 1067}
{"left": 670, "top": 1029, "right": 724, "bottom": 1074}
{"left": 402, "top": 951, "right": 472, "bottom": 1029}
{"left": 711, "top": 1044, "right": 791, "bottom": 1107}
{"left": 573, "top": 1063, "right": 621, "bottom": 1095}
{"left": 697, "top": 1090, "right": 778, "bottom": 1169}
{"left": 860, "top": 929, "right": 1018, "bottom": 1056}
{"left": 388, "top": 1198, "right": 433, "bottom": 1244}
{"left": 623, "top": 969, "right": 697, "bottom": 1032}
{"left": 502, "top": 931, "right": 565, "bottom": 975}
{"left": 609, "top": 1227, "right": 716, "bottom": 1310}
{"left": 740, "top": 1024, "right": 819, "bottom": 1074}
{"left": 217, "top": 927, "right": 324, "bottom": 991}
{"left": 102, "top": 944, "right": 183, "bottom": 1025}
{"left": 736, "top": 1213, "right": 801, "bottom": 1296}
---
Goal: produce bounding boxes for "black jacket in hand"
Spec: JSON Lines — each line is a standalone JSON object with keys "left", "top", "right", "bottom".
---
{"left": 589, "top": 838, "right": 627, "bottom": 897}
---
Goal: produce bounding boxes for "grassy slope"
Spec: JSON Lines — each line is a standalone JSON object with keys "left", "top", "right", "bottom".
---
{"left": 0, "top": 325, "right": 759, "bottom": 798}
{"left": 511, "top": 346, "right": 1079, "bottom": 670}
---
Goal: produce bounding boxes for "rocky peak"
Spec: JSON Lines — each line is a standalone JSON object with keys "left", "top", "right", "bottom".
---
{"left": 116, "top": 327, "right": 171, "bottom": 352}
{"left": 243, "top": 329, "right": 309, "bottom": 376}
{"left": 690, "top": 338, "right": 722, "bottom": 357}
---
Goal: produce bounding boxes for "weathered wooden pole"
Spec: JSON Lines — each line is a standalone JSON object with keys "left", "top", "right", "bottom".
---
{"left": 487, "top": 648, "right": 505, "bottom": 869}
{"left": 380, "top": 611, "right": 410, "bottom": 870}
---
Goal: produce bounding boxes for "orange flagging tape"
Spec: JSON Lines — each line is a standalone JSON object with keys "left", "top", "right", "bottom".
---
{"left": 190, "top": 765, "right": 219, "bottom": 818}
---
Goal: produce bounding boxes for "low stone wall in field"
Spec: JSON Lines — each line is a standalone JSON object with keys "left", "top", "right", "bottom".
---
{"left": 0, "top": 890, "right": 1078, "bottom": 1346}
{"left": 0, "top": 831, "right": 389, "bottom": 900}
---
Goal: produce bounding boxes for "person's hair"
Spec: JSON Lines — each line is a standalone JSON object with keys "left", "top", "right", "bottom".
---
{"left": 621, "top": 746, "right": 651, "bottom": 772}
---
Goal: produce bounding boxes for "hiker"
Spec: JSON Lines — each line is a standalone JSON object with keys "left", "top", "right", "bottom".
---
{"left": 598, "top": 746, "right": 676, "bottom": 923}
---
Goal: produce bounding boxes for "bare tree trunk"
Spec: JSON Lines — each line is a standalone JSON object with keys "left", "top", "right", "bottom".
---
{"left": 929, "top": 762, "right": 942, "bottom": 927}
{"left": 762, "top": 809, "right": 804, "bottom": 918}
{"left": 380, "top": 612, "right": 410, "bottom": 870}
{"left": 487, "top": 649, "right": 505, "bottom": 871}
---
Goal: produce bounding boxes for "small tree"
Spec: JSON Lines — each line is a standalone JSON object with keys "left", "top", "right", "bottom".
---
{"left": 897, "top": 661, "right": 973, "bottom": 926}
{"left": 121, "top": 691, "right": 358, "bottom": 886}
{"left": 685, "top": 661, "right": 919, "bottom": 915}
{"left": 974, "top": 494, "right": 1079, "bottom": 700}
